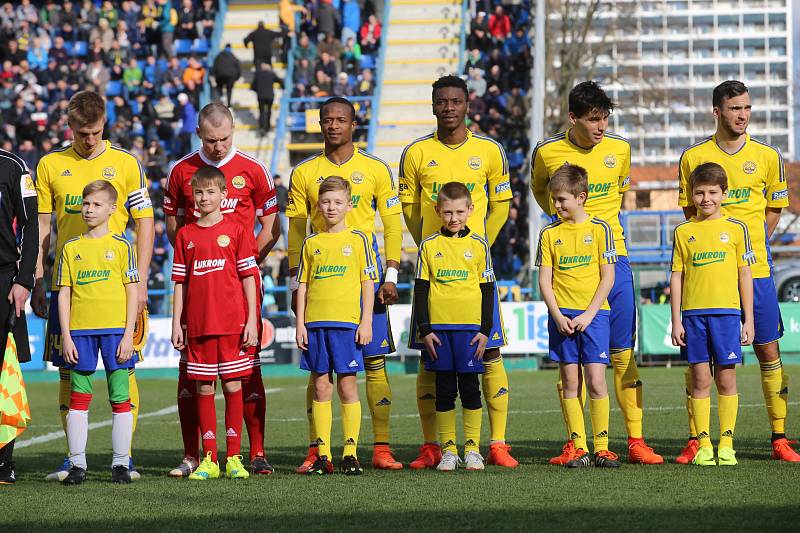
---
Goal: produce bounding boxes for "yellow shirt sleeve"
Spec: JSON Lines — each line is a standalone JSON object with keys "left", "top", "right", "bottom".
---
{"left": 415, "top": 240, "right": 430, "bottom": 280}
{"left": 118, "top": 238, "right": 140, "bottom": 284}
{"left": 374, "top": 165, "right": 402, "bottom": 263}
{"left": 475, "top": 236, "right": 495, "bottom": 283}
{"left": 126, "top": 157, "right": 154, "bottom": 219}
{"left": 530, "top": 144, "right": 553, "bottom": 215}
{"left": 618, "top": 142, "right": 632, "bottom": 193}
{"left": 765, "top": 148, "right": 789, "bottom": 208}
{"left": 534, "top": 228, "right": 552, "bottom": 267}
{"left": 398, "top": 143, "right": 419, "bottom": 205}
{"left": 36, "top": 157, "right": 53, "bottom": 214}
{"left": 677, "top": 153, "right": 692, "bottom": 207}
{"left": 297, "top": 237, "right": 311, "bottom": 283}
{"left": 285, "top": 167, "right": 308, "bottom": 218}
{"left": 288, "top": 216, "right": 308, "bottom": 270}
{"left": 671, "top": 227, "right": 685, "bottom": 272}
{"left": 596, "top": 221, "right": 617, "bottom": 265}
{"left": 57, "top": 243, "right": 72, "bottom": 286}
{"left": 356, "top": 231, "right": 378, "bottom": 282}
{"left": 487, "top": 142, "right": 512, "bottom": 202}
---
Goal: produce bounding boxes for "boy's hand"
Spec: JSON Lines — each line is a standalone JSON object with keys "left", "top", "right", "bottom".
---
{"left": 570, "top": 311, "right": 596, "bottom": 333}
{"left": 377, "top": 282, "right": 398, "bottom": 305}
{"left": 356, "top": 321, "right": 372, "bottom": 346}
{"left": 741, "top": 319, "right": 755, "bottom": 346}
{"left": 171, "top": 322, "right": 186, "bottom": 351}
{"left": 243, "top": 317, "right": 259, "bottom": 347}
{"left": 423, "top": 332, "right": 441, "bottom": 360}
{"left": 116, "top": 333, "right": 134, "bottom": 363}
{"left": 554, "top": 313, "right": 574, "bottom": 336}
{"left": 671, "top": 321, "right": 686, "bottom": 347}
{"left": 295, "top": 323, "right": 308, "bottom": 350}
{"left": 470, "top": 332, "right": 489, "bottom": 361}
{"left": 62, "top": 335, "right": 79, "bottom": 365}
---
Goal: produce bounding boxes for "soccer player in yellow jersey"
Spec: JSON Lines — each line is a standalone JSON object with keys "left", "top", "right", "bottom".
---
{"left": 295, "top": 176, "right": 378, "bottom": 475}
{"left": 670, "top": 163, "right": 755, "bottom": 467}
{"left": 536, "top": 164, "right": 621, "bottom": 469}
{"left": 676, "top": 80, "right": 800, "bottom": 463}
{"left": 287, "top": 97, "right": 404, "bottom": 471}
{"left": 400, "top": 75, "right": 517, "bottom": 469}
{"left": 32, "top": 91, "right": 155, "bottom": 481}
{"left": 531, "top": 81, "right": 663, "bottom": 465}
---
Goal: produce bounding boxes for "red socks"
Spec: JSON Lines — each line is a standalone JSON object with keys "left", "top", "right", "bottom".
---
{"left": 224, "top": 388, "right": 244, "bottom": 458}
{"left": 241, "top": 369, "right": 266, "bottom": 458}
{"left": 178, "top": 361, "right": 200, "bottom": 460}
{"left": 70, "top": 392, "right": 92, "bottom": 410}
{"left": 196, "top": 391, "right": 217, "bottom": 462}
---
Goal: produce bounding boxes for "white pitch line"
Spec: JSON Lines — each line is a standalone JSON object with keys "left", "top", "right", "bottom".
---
{"left": 16, "top": 388, "right": 283, "bottom": 449}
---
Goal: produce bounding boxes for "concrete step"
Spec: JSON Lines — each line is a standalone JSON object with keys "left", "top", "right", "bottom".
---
{"left": 383, "top": 59, "right": 459, "bottom": 81}
{"left": 380, "top": 82, "right": 436, "bottom": 101}
{"left": 224, "top": 8, "right": 278, "bottom": 27}
{"left": 386, "top": 22, "right": 461, "bottom": 40}
{"left": 378, "top": 104, "right": 434, "bottom": 122}
{"left": 391, "top": 2, "right": 461, "bottom": 21}
{"left": 385, "top": 41, "right": 459, "bottom": 60}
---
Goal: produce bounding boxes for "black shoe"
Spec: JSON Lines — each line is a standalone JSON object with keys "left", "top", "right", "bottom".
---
{"left": 62, "top": 466, "right": 87, "bottom": 485}
{"left": 251, "top": 455, "right": 274, "bottom": 475}
{"left": 340, "top": 455, "right": 363, "bottom": 476}
{"left": 306, "top": 456, "right": 332, "bottom": 476}
{"left": 0, "top": 461, "right": 16, "bottom": 484}
{"left": 565, "top": 451, "right": 593, "bottom": 468}
{"left": 594, "top": 451, "right": 621, "bottom": 468}
{"left": 112, "top": 465, "right": 132, "bottom": 484}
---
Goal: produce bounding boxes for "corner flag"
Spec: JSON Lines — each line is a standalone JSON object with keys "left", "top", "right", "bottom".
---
{"left": 0, "top": 315, "right": 31, "bottom": 449}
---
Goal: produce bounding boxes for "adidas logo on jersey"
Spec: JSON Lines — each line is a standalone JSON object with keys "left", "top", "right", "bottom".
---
{"left": 444, "top": 440, "right": 455, "bottom": 447}
{"left": 314, "top": 249, "right": 321, "bottom": 255}
{"left": 493, "top": 387, "right": 508, "bottom": 398}
{"left": 688, "top": 236, "right": 696, "bottom": 243}
{"left": 380, "top": 339, "right": 389, "bottom": 348}
{"left": 178, "top": 388, "right": 193, "bottom": 399}
{"left": 554, "top": 239, "right": 563, "bottom": 246}
{"left": 61, "top": 169, "right": 72, "bottom": 176}
{"left": 779, "top": 386, "right": 789, "bottom": 395}
{"left": 226, "top": 428, "right": 238, "bottom": 437}
{"left": 187, "top": 241, "right": 195, "bottom": 249}
{"left": 419, "top": 393, "right": 436, "bottom": 401}
{"left": 349, "top": 360, "right": 359, "bottom": 368}
{"left": 435, "top": 252, "right": 443, "bottom": 258}
{"left": 202, "top": 430, "right": 216, "bottom": 440}
{"left": 728, "top": 352, "right": 737, "bottom": 360}
{"left": 376, "top": 397, "right": 392, "bottom": 406}
{"left": 74, "top": 254, "right": 82, "bottom": 261}
{"left": 427, "top": 160, "right": 438, "bottom": 167}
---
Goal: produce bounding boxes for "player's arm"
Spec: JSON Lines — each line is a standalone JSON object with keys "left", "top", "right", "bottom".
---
{"left": 256, "top": 212, "right": 280, "bottom": 263}
{"left": 486, "top": 199, "right": 510, "bottom": 246}
{"left": 57, "top": 285, "right": 78, "bottom": 364}
{"left": 738, "top": 265, "right": 754, "bottom": 345}
{"left": 294, "top": 282, "right": 308, "bottom": 350}
{"left": 530, "top": 145, "right": 552, "bottom": 214}
{"left": 669, "top": 231, "right": 685, "bottom": 346}
{"left": 171, "top": 282, "right": 185, "bottom": 350}
{"left": 401, "top": 203, "right": 421, "bottom": 246}
{"left": 764, "top": 148, "right": 788, "bottom": 238}
{"left": 399, "top": 143, "right": 422, "bottom": 245}
{"left": 9, "top": 161, "right": 38, "bottom": 317}
{"left": 486, "top": 143, "right": 513, "bottom": 245}
{"left": 117, "top": 282, "right": 138, "bottom": 363}
{"left": 166, "top": 214, "right": 184, "bottom": 247}
{"left": 133, "top": 216, "right": 154, "bottom": 313}
{"left": 32, "top": 156, "right": 53, "bottom": 317}
{"left": 572, "top": 263, "right": 615, "bottom": 333}
{"left": 242, "top": 275, "right": 259, "bottom": 346}
{"left": 765, "top": 207, "right": 782, "bottom": 238}
{"left": 357, "top": 278, "right": 375, "bottom": 346}
{"left": 288, "top": 216, "right": 307, "bottom": 312}
{"left": 536, "top": 231, "right": 572, "bottom": 335}
{"left": 677, "top": 154, "right": 695, "bottom": 219}
{"left": 378, "top": 214, "right": 402, "bottom": 305}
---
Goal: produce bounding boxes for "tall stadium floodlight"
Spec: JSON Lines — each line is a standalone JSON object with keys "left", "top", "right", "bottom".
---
{"left": 527, "top": 0, "right": 545, "bottom": 294}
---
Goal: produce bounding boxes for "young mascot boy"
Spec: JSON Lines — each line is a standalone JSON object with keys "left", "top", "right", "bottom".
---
{"left": 295, "top": 176, "right": 377, "bottom": 476}
{"left": 536, "top": 164, "right": 620, "bottom": 468}
{"left": 171, "top": 166, "right": 260, "bottom": 480}
{"left": 670, "top": 162, "right": 755, "bottom": 466}
{"left": 58, "top": 180, "right": 139, "bottom": 485}
{"left": 413, "top": 182, "right": 494, "bottom": 472}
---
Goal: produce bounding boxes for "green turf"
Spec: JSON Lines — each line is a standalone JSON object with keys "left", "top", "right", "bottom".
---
{"left": 4, "top": 366, "right": 800, "bottom": 531}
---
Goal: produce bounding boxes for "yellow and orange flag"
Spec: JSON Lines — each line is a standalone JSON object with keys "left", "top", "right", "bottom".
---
{"left": 0, "top": 329, "right": 31, "bottom": 449}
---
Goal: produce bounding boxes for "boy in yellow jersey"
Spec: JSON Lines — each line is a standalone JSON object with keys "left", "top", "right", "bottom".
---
{"left": 33, "top": 91, "right": 154, "bottom": 481}
{"left": 670, "top": 163, "right": 755, "bottom": 467}
{"left": 57, "top": 181, "right": 140, "bottom": 485}
{"left": 536, "top": 164, "right": 620, "bottom": 468}
{"left": 287, "top": 97, "right": 404, "bottom": 472}
{"left": 400, "top": 75, "right": 517, "bottom": 469}
{"left": 413, "top": 182, "right": 494, "bottom": 472}
{"left": 531, "top": 81, "right": 663, "bottom": 465}
{"left": 295, "top": 176, "right": 378, "bottom": 475}
{"left": 676, "top": 80, "right": 799, "bottom": 463}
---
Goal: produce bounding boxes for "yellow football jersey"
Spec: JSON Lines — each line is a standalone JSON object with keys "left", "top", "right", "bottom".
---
{"left": 399, "top": 130, "right": 512, "bottom": 240}
{"left": 535, "top": 217, "right": 617, "bottom": 311}
{"left": 671, "top": 215, "right": 755, "bottom": 314}
{"left": 678, "top": 134, "right": 787, "bottom": 279}
{"left": 531, "top": 130, "right": 631, "bottom": 255}
{"left": 297, "top": 228, "right": 378, "bottom": 327}
{"left": 415, "top": 230, "right": 494, "bottom": 328}
{"left": 286, "top": 149, "right": 401, "bottom": 267}
{"left": 57, "top": 232, "right": 139, "bottom": 333}
{"left": 37, "top": 141, "right": 153, "bottom": 286}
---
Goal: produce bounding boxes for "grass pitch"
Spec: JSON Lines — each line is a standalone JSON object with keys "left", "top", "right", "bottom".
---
{"left": 4, "top": 366, "right": 800, "bottom": 532}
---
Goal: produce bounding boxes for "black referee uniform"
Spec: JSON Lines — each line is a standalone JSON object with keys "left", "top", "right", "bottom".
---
{"left": 0, "top": 148, "right": 39, "bottom": 482}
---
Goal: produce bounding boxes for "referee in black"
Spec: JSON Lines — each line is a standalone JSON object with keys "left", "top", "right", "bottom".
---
{"left": 0, "top": 148, "right": 39, "bottom": 484}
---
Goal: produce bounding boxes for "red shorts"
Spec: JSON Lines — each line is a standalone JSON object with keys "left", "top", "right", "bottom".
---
{"left": 186, "top": 334, "right": 253, "bottom": 380}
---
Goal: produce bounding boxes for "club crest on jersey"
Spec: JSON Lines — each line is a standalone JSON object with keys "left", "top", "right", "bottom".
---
{"left": 464, "top": 250, "right": 473, "bottom": 260}
{"left": 102, "top": 167, "right": 116, "bottom": 180}
{"left": 468, "top": 156, "right": 482, "bottom": 170}
{"left": 217, "top": 235, "right": 230, "bottom": 247}
{"left": 742, "top": 161, "right": 757, "bottom": 174}
{"left": 231, "top": 175, "right": 246, "bottom": 189}
{"left": 350, "top": 171, "right": 365, "bottom": 184}
{"left": 342, "top": 244, "right": 353, "bottom": 257}
{"left": 719, "top": 232, "right": 729, "bottom": 244}
{"left": 583, "top": 234, "right": 593, "bottom": 245}
{"left": 104, "top": 250, "right": 115, "bottom": 261}
{"left": 604, "top": 154, "right": 617, "bottom": 168}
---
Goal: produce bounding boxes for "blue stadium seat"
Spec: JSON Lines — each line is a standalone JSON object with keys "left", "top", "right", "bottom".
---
{"left": 106, "top": 101, "right": 116, "bottom": 124}
{"left": 191, "top": 39, "right": 209, "bottom": 54}
{"left": 106, "top": 80, "right": 123, "bottom": 97}
{"left": 175, "top": 39, "right": 193, "bottom": 55}
{"left": 360, "top": 55, "right": 375, "bottom": 69}
{"left": 71, "top": 41, "right": 88, "bottom": 57}
{"left": 63, "top": 41, "right": 74, "bottom": 55}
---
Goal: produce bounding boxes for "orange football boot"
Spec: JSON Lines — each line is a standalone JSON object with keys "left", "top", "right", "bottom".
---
{"left": 372, "top": 444, "right": 403, "bottom": 470}
{"left": 487, "top": 443, "right": 519, "bottom": 468}
{"left": 675, "top": 439, "right": 699, "bottom": 465}
{"left": 772, "top": 438, "right": 800, "bottom": 462}
{"left": 295, "top": 446, "right": 318, "bottom": 474}
{"left": 548, "top": 441, "right": 577, "bottom": 466}
{"left": 409, "top": 443, "right": 442, "bottom": 470}
{"left": 628, "top": 438, "right": 664, "bottom": 464}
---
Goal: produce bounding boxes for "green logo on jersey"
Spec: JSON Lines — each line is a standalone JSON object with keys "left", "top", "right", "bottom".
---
{"left": 588, "top": 182, "right": 612, "bottom": 199}
{"left": 723, "top": 188, "right": 751, "bottom": 206}
{"left": 314, "top": 265, "right": 347, "bottom": 279}
{"left": 75, "top": 269, "right": 112, "bottom": 285}
{"left": 64, "top": 194, "right": 83, "bottom": 214}
{"left": 692, "top": 251, "right": 727, "bottom": 267}
{"left": 351, "top": 194, "right": 361, "bottom": 209}
{"left": 430, "top": 182, "right": 475, "bottom": 201}
{"left": 558, "top": 255, "right": 592, "bottom": 270}
{"left": 435, "top": 268, "right": 469, "bottom": 283}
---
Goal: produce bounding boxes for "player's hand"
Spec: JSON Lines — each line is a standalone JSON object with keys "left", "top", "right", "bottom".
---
{"left": 423, "top": 332, "right": 441, "bottom": 360}
{"left": 377, "top": 282, "right": 398, "bottom": 305}
{"left": 31, "top": 283, "right": 48, "bottom": 318}
{"left": 117, "top": 333, "right": 134, "bottom": 363}
{"left": 671, "top": 321, "right": 686, "bottom": 347}
{"left": 295, "top": 323, "right": 308, "bottom": 350}
{"left": 7, "top": 283, "right": 30, "bottom": 318}
{"left": 243, "top": 318, "right": 259, "bottom": 347}
{"left": 554, "top": 313, "right": 574, "bottom": 336}
{"left": 171, "top": 322, "right": 186, "bottom": 351}
{"left": 741, "top": 319, "right": 755, "bottom": 346}
{"left": 356, "top": 321, "right": 372, "bottom": 346}
{"left": 136, "top": 282, "right": 148, "bottom": 315}
{"left": 62, "top": 335, "right": 79, "bottom": 365}
{"left": 570, "top": 311, "right": 595, "bottom": 333}
{"left": 470, "top": 332, "right": 489, "bottom": 361}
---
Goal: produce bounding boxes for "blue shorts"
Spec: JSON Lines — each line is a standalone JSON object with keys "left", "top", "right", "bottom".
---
{"left": 362, "top": 236, "right": 396, "bottom": 357}
{"left": 422, "top": 329, "right": 485, "bottom": 373}
{"left": 753, "top": 276, "right": 783, "bottom": 345}
{"left": 608, "top": 256, "right": 636, "bottom": 350}
{"left": 66, "top": 333, "right": 137, "bottom": 372}
{"left": 680, "top": 314, "right": 743, "bottom": 366}
{"left": 548, "top": 310, "right": 611, "bottom": 365}
{"left": 301, "top": 327, "right": 364, "bottom": 374}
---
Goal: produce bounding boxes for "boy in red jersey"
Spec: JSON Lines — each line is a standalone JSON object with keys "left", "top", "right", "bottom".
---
{"left": 171, "top": 166, "right": 260, "bottom": 480}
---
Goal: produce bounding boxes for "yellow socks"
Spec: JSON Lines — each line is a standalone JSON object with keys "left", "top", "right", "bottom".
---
{"left": 365, "top": 357, "right": 392, "bottom": 444}
{"left": 463, "top": 407, "right": 482, "bottom": 454}
{"left": 311, "top": 400, "right": 333, "bottom": 458}
{"left": 718, "top": 394, "right": 738, "bottom": 449}
{"left": 760, "top": 359, "right": 787, "bottom": 435}
{"left": 59, "top": 367, "right": 71, "bottom": 436}
{"left": 305, "top": 377, "right": 316, "bottom": 445}
{"left": 685, "top": 367, "right": 697, "bottom": 437}
{"left": 482, "top": 356, "right": 509, "bottom": 443}
{"left": 416, "top": 362, "right": 438, "bottom": 443}
{"left": 437, "top": 409, "right": 457, "bottom": 454}
{"left": 564, "top": 397, "right": 587, "bottom": 451}
{"left": 589, "top": 395, "right": 610, "bottom": 453}
{"left": 341, "top": 401, "right": 361, "bottom": 458}
{"left": 128, "top": 369, "right": 139, "bottom": 434}
{"left": 611, "top": 348, "right": 643, "bottom": 439}
{"left": 690, "top": 396, "right": 712, "bottom": 448}
{"left": 557, "top": 378, "right": 587, "bottom": 440}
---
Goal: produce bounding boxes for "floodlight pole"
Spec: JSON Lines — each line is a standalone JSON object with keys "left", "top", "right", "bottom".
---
{"left": 528, "top": 0, "right": 546, "bottom": 298}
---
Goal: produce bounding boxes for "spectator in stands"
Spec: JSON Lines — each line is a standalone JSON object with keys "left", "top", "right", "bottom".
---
{"left": 316, "top": 0, "right": 340, "bottom": 41}
{"left": 273, "top": 174, "right": 289, "bottom": 248}
{"left": 212, "top": 44, "right": 241, "bottom": 108}
{"left": 357, "top": 67, "right": 374, "bottom": 97}
{"left": 359, "top": 14, "right": 381, "bottom": 55}
{"left": 312, "top": 69, "right": 332, "bottom": 96}
{"left": 157, "top": 0, "right": 176, "bottom": 58}
{"left": 197, "top": 0, "right": 217, "bottom": 40}
{"left": 489, "top": 5, "right": 511, "bottom": 41}
{"left": 342, "top": 36, "right": 361, "bottom": 76}
{"left": 85, "top": 58, "right": 111, "bottom": 94}
{"left": 292, "top": 33, "right": 317, "bottom": 64}
{"left": 175, "top": 0, "right": 196, "bottom": 40}
{"left": 463, "top": 49, "right": 487, "bottom": 74}
{"left": 244, "top": 20, "right": 282, "bottom": 69}
{"left": 6, "top": 40, "right": 25, "bottom": 66}
{"left": 176, "top": 92, "right": 195, "bottom": 154}
{"left": 279, "top": 0, "right": 306, "bottom": 36}
{"left": 182, "top": 55, "right": 205, "bottom": 102}
{"left": 467, "top": 67, "right": 487, "bottom": 98}
{"left": 316, "top": 51, "right": 337, "bottom": 80}
{"left": 341, "top": 0, "right": 360, "bottom": 44}
{"left": 317, "top": 33, "right": 344, "bottom": 68}
{"left": 251, "top": 62, "right": 282, "bottom": 136}
{"left": 123, "top": 57, "right": 143, "bottom": 96}
{"left": 467, "top": 26, "right": 491, "bottom": 53}
{"left": 332, "top": 72, "right": 353, "bottom": 97}
{"left": 50, "top": 36, "right": 69, "bottom": 64}
{"left": 145, "top": 138, "right": 168, "bottom": 180}
{"left": 293, "top": 57, "right": 314, "bottom": 86}
{"left": 26, "top": 36, "right": 47, "bottom": 71}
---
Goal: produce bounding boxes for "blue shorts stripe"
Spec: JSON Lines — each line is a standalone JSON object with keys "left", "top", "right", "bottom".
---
{"left": 753, "top": 276, "right": 783, "bottom": 345}
{"left": 608, "top": 256, "right": 637, "bottom": 350}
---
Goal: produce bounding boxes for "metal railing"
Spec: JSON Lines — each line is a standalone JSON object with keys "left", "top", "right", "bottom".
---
{"left": 269, "top": 12, "right": 301, "bottom": 174}
{"left": 366, "top": 0, "right": 391, "bottom": 153}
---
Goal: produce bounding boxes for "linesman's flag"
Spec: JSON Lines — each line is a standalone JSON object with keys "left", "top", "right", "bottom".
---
{"left": 0, "top": 322, "right": 31, "bottom": 449}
